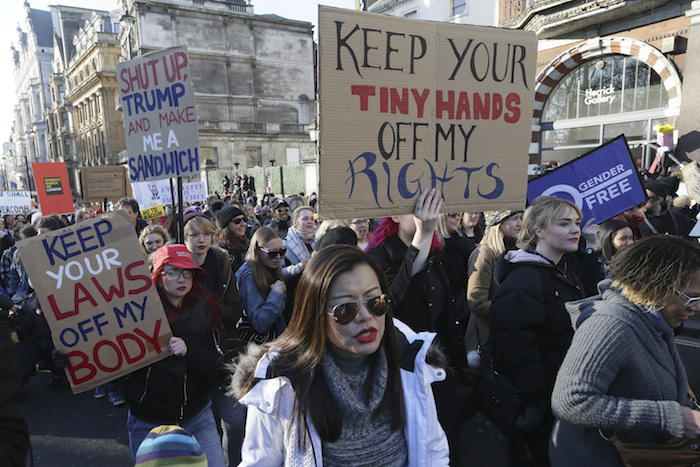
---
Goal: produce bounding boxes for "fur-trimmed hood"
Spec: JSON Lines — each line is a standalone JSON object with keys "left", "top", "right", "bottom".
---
{"left": 228, "top": 320, "right": 448, "bottom": 401}
{"left": 228, "top": 342, "right": 267, "bottom": 401}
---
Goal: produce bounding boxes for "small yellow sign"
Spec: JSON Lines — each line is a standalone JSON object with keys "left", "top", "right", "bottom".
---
{"left": 140, "top": 205, "right": 165, "bottom": 221}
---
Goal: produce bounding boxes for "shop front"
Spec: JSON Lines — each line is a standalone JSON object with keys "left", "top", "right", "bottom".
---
{"left": 531, "top": 37, "right": 682, "bottom": 172}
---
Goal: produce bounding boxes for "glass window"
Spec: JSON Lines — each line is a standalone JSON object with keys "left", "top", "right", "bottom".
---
{"left": 453, "top": 0, "right": 466, "bottom": 16}
{"left": 603, "top": 120, "right": 648, "bottom": 141}
{"left": 543, "top": 55, "right": 668, "bottom": 123}
{"left": 246, "top": 148, "right": 261, "bottom": 167}
{"left": 541, "top": 125, "right": 600, "bottom": 148}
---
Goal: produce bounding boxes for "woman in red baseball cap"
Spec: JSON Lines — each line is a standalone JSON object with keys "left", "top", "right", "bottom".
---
{"left": 122, "top": 244, "right": 226, "bottom": 466}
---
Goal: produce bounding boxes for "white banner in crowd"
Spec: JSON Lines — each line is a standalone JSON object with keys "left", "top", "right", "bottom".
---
{"left": 131, "top": 180, "right": 207, "bottom": 210}
{"left": 0, "top": 191, "right": 32, "bottom": 215}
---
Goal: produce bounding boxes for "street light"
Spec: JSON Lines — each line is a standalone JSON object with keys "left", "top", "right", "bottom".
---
{"left": 120, "top": 11, "right": 136, "bottom": 60}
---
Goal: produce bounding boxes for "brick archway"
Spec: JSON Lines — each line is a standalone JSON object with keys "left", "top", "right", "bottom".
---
{"left": 530, "top": 37, "right": 682, "bottom": 164}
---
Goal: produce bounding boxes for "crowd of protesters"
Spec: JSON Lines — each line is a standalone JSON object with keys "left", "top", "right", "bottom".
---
{"left": 2, "top": 168, "right": 700, "bottom": 466}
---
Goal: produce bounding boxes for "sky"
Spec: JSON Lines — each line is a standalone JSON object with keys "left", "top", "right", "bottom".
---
{"left": 0, "top": 0, "right": 355, "bottom": 143}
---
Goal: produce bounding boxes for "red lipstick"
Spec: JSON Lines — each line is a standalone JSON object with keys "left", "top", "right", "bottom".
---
{"left": 354, "top": 327, "right": 377, "bottom": 343}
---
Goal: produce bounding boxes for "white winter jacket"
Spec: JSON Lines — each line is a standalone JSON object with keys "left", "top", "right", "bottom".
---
{"left": 236, "top": 318, "right": 450, "bottom": 466}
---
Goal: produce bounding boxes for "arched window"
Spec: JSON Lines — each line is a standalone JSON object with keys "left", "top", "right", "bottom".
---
{"left": 540, "top": 54, "right": 670, "bottom": 166}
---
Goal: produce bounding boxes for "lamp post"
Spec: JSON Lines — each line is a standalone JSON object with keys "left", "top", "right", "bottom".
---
{"left": 120, "top": 10, "right": 136, "bottom": 60}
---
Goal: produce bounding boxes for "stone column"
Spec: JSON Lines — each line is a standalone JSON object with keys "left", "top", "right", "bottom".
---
{"left": 677, "top": 0, "right": 700, "bottom": 162}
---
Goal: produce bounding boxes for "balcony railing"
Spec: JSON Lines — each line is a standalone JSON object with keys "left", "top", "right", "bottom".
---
{"left": 198, "top": 120, "right": 310, "bottom": 134}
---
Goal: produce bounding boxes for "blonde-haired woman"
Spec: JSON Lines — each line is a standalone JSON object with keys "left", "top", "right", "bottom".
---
{"left": 465, "top": 210, "right": 522, "bottom": 359}
{"left": 235, "top": 226, "right": 287, "bottom": 342}
{"left": 315, "top": 219, "right": 350, "bottom": 244}
{"left": 283, "top": 206, "right": 316, "bottom": 278}
{"left": 489, "top": 196, "right": 599, "bottom": 466}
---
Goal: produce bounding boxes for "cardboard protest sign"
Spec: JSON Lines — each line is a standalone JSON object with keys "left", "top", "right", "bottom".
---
{"left": 682, "top": 161, "right": 700, "bottom": 204}
{"left": 117, "top": 47, "right": 200, "bottom": 183}
{"left": 317, "top": 6, "right": 536, "bottom": 219}
{"left": 132, "top": 180, "right": 206, "bottom": 209}
{"left": 32, "top": 162, "right": 74, "bottom": 215}
{"left": 0, "top": 191, "right": 32, "bottom": 215}
{"left": 527, "top": 135, "right": 646, "bottom": 224}
{"left": 80, "top": 166, "right": 129, "bottom": 203}
{"left": 16, "top": 210, "right": 172, "bottom": 393}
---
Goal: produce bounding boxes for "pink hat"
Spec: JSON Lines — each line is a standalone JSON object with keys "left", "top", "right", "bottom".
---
{"left": 151, "top": 244, "right": 205, "bottom": 283}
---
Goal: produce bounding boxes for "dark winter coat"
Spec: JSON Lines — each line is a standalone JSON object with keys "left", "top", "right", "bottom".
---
{"left": 123, "top": 295, "right": 220, "bottom": 425}
{"left": 490, "top": 250, "right": 587, "bottom": 402}
{"left": 368, "top": 236, "right": 467, "bottom": 368}
{"left": 442, "top": 231, "right": 477, "bottom": 297}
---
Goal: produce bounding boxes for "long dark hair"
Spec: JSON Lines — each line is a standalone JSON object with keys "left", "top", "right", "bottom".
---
{"left": 597, "top": 219, "right": 633, "bottom": 263}
{"left": 216, "top": 223, "right": 248, "bottom": 258}
{"left": 239, "top": 245, "right": 405, "bottom": 444}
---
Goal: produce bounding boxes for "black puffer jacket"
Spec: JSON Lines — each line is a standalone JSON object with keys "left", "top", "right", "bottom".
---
{"left": 489, "top": 250, "right": 586, "bottom": 400}
{"left": 123, "top": 295, "right": 220, "bottom": 425}
{"left": 368, "top": 236, "right": 467, "bottom": 368}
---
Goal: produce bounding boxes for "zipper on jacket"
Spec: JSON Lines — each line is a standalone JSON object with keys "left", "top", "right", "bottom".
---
{"left": 213, "top": 329, "right": 224, "bottom": 356}
{"left": 138, "top": 367, "right": 151, "bottom": 404}
{"left": 180, "top": 373, "right": 188, "bottom": 421}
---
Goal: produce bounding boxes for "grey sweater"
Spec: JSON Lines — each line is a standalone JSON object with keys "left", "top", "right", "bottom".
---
{"left": 550, "top": 282, "right": 689, "bottom": 467}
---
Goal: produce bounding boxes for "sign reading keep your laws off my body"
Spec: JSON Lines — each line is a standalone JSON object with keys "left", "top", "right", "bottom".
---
{"left": 16, "top": 211, "right": 172, "bottom": 393}
{"left": 117, "top": 47, "right": 200, "bottom": 183}
{"left": 318, "top": 6, "right": 537, "bottom": 219}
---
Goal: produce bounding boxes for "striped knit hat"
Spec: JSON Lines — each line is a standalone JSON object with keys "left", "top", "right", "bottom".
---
{"left": 134, "top": 425, "right": 207, "bottom": 466}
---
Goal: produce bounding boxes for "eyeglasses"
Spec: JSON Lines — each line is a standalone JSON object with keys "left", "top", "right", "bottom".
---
{"left": 327, "top": 294, "right": 390, "bottom": 325}
{"left": 675, "top": 290, "right": 700, "bottom": 308}
{"left": 351, "top": 219, "right": 369, "bottom": 225}
{"left": 446, "top": 213, "right": 461, "bottom": 218}
{"left": 258, "top": 247, "right": 287, "bottom": 259}
{"left": 230, "top": 217, "right": 246, "bottom": 225}
{"left": 161, "top": 269, "right": 195, "bottom": 280}
{"left": 185, "top": 232, "right": 213, "bottom": 239}
{"left": 276, "top": 207, "right": 290, "bottom": 213}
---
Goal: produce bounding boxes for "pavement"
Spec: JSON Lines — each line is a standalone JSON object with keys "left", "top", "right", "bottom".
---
{"left": 22, "top": 370, "right": 508, "bottom": 466}
{"left": 22, "top": 371, "right": 132, "bottom": 467}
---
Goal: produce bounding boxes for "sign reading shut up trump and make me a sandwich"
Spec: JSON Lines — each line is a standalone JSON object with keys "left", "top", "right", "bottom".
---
{"left": 116, "top": 46, "right": 200, "bottom": 183}
{"left": 318, "top": 6, "right": 537, "bottom": 219}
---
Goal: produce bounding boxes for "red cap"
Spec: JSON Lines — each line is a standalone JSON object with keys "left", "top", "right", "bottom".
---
{"left": 151, "top": 244, "right": 205, "bottom": 283}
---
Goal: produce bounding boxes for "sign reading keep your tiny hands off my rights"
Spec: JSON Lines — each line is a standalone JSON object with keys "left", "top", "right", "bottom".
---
{"left": 117, "top": 46, "right": 200, "bottom": 183}
{"left": 318, "top": 6, "right": 537, "bottom": 219}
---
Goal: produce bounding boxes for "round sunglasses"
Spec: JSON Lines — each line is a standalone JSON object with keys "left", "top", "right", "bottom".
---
{"left": 327, "top": 294, "right": 390, "bottom": 325}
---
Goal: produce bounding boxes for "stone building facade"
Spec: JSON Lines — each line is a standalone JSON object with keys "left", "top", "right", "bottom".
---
{"left": 66, "top": 11, "right": 126, "bottom": 187}
{"left": 10, "top": 3, "right": 54, "bottom": 191}
{"left": 361, "top": 0, "right": 497, "bottom": 25}
{"left": 118, "top": 0, "right": 317, "bottom": 184}
{"left": 499, "top": 0, "right": 695, "bottom": 169}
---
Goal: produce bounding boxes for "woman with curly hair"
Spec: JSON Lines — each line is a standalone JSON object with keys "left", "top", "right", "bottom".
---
{"left": 551, "top": 235, "right": 700, "bottom": 466}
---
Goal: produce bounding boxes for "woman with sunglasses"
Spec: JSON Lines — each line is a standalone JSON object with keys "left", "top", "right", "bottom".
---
{"left": 123, "top": 244, "right": 226, "bottom": 466}
{"left": 231, "top": 245, "right": 448, "bottom": 465}
{"left": 235, "top": 226, "right": 288, "bottom": 343}
{"left": 550, "top": 235, "right": 700, "bottom": 466}
{"left": 214, "top": 205, "right": 249, "bottom": 273}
